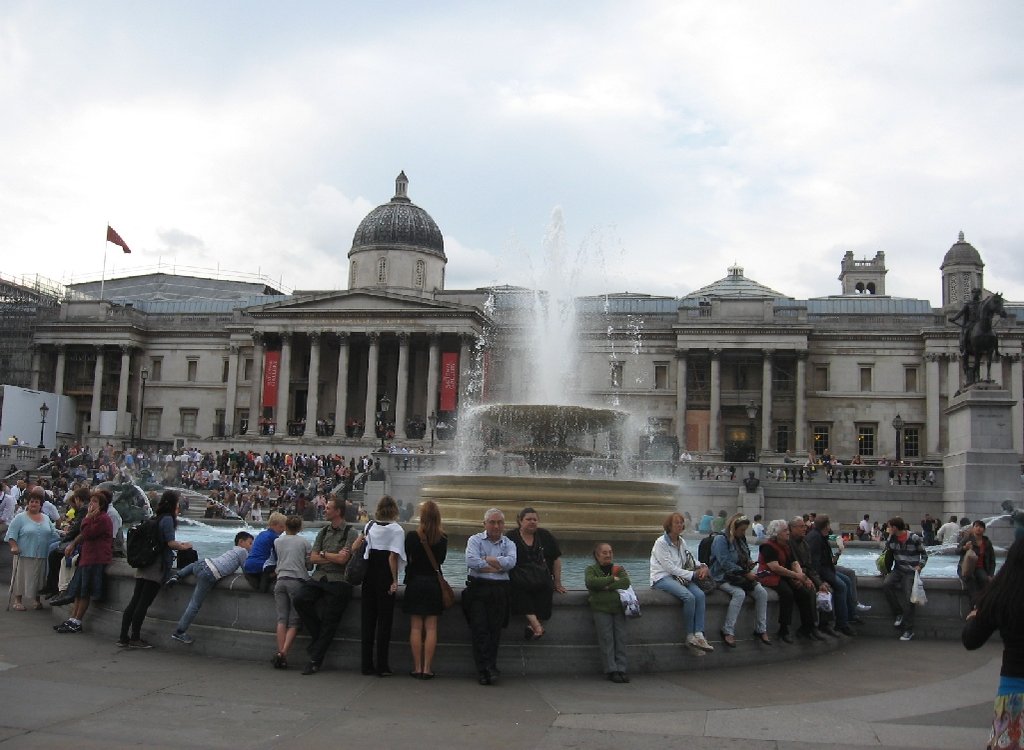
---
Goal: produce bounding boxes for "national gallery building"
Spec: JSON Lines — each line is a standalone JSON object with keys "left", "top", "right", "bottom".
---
{"left": 24, "top": 173, "right": 1024, "bottom": 463}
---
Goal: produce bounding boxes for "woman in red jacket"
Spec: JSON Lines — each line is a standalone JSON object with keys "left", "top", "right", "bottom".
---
{"left": 55, "top": 489, "right": 114, "bottom": 634}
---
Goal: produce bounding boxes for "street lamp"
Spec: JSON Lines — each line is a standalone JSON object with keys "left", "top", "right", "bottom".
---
{"left": 745, "top": 400, "right": 759, "bottom": 461}
{"left": 139, "top": 367, "right": 149, "bottom": 444}
{"left": 38, "top": 402, "right": 49, "bottom": 449}
{"left": 428, "top": 410, "right": 437, "bottom": 451}
{"left": 378, "top": 393, "right": 391, "bottom": 451}
{"left": 891, "top": 413, "right": 904, "bottom": 464}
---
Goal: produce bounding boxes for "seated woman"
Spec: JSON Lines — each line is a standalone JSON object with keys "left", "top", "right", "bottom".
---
{"left": 650, "top": 512, "right": 714, "bottom": 655}
{"left": 710, "top": 513, "right": 770, "bottom": 646}
{"left": 507, "top": 508, "right": 564, "bottom": 640}
{"left": 585, "top": 542, "right": 631, "bottom": 683}
{"left": 757, "top": 519, "right": 821, "bottom": 643}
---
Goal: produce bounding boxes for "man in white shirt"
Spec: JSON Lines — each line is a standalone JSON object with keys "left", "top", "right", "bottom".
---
{"left": 463, "top": 508, "right": 517, "bottom": 685}
{"left": 936, "top": 515, "right": 960, "bottom": 546}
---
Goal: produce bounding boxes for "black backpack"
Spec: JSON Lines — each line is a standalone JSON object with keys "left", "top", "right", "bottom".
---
{"left": 126, "top": 518, "right": 163, "bottom": 568}
{"left": 697, "top": 532, "right": 722, "bottom": 566}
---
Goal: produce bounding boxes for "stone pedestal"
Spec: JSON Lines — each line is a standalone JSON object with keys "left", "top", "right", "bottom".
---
{"left": 943, "top": 385, "right": 1023, "bottom": 546}
{"left": 739, "top": 487, "right": 764, "bottom": 525}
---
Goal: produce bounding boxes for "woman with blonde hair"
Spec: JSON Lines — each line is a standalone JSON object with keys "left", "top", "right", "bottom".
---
{"left": 403, "top": 499, "right": 448, "bottom": 678}
{"left": 710, "top": 512, "right": 770, "bottom": 646}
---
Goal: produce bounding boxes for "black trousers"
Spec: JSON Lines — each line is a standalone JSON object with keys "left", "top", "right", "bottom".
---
{"left": 462, "top": 579, "right": 510, "bottom": 674}
{"left": 361, "top": 553, "right": 397, "bottom": 673}
{"left": 120, "top": 579, "right": 161, "bottom": 640}
{"left": 767, "top": 580, "right": 816, "bottom": 632}
{"left": 293, "top": 579, "right": 352, "bottom": 666}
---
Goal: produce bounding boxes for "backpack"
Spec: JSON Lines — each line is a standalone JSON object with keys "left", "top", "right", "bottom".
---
{"left": 126, "top": 518, "right": 164, "bottom": 568}
{"left": 697, "top": 532, "right": 722, "bottom": 566}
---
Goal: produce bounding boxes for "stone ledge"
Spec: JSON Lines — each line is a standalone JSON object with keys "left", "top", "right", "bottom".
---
{"left": 45, "top": 561, "right": 974, "bottom": 676}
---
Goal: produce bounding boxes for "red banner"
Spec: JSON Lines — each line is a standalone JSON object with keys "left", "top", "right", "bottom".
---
{"left": 440, "top": 352, "right": 459, "bottom": 411}
{"left": 262, "top": 350, "right": 281, "bottom": 409}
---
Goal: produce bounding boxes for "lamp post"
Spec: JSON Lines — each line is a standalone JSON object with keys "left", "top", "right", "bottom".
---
{"left": 891, "top": 413, "right": 904, "bottom": 464}
{"left": 378, "top": 393, "right": 391, "bottom": 451}
{"left": 38, "top": 402, "right": 49, "bottom": 449}
{"left": 745, "top": 399, "right": 758, "bottom": 461}
{"left": 139, "top": 367, "right": 149, "bottom": 445}
{"left": 428, "top": 410, "right": 437, "bottom": 451}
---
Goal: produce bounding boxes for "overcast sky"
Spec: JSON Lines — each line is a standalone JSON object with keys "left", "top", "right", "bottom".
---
{"left": 3, "top": 2, "right": 1023, "bottom": 304}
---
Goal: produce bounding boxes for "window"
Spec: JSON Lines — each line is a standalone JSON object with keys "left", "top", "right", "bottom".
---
{"left": 214, "top": 409, "right": 226, "bottom": 437}
{"left": 377, "top": 257, "right": 387, "bottom": 284}
{"left": 654, "top": 362, "right": 668, "bottom": 390}
{"left": 859, "top": 366, "right": 872, "bottom": 392}
{"left": 812, "top": 424, "right": 830, "bottom": 455}
{"left": 813, "top": 366, "right": 829, "bottom": 391}
{"left": 243, "top": 358, "right": 254, "bottom": 381}
{"left": 179, "top": 408, "right": 198, "bottom": 435}
{"left": 187, "top": 359, "right": 198, "bottom": 382}
{"left": 222, "top": 359, "right": 230, "bottom": 383}
{"left": 414, "top": 260, "right": 425, "bottom": 289}
{"left": 610, "top": 361, "right": 623, "bottom": 388}
{"left": 772, "top": 361, "right": 794, "bottom": 392}
{"left": 905, "top": 367, "right": 918, "bottom": 392}
{"left": 143, "top": 409, "right": 161, "bottom": 439}
{"left": 775, "top": 424, "right": 791, "bottom": 453}
{"left": 150, "top": 358, "right": 162, "bottom": 382}
{"left": 903, "top": 427, "right": 921, "bottom": 459}
{"left": 857, "top": 424, "right": 876, "bottom": 456}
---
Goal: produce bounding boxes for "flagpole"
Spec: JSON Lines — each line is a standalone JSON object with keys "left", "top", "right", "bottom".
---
{"left": 100, "top": 222, "right": 108, "bottom": 300}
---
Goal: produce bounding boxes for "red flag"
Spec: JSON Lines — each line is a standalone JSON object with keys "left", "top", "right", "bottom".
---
{"left": 106, "top": 225, "right": 131, "bottom": 254}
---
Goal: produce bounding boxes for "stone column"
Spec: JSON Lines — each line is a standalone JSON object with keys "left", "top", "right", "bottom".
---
{"left": 54, "top": 345, "right": 66, "bottom": 396}
{"left": 675, "top": 350, "right": 688, "bottom": 451}
{"left": 334, "top": 333, "right": 349, "bottom": 429}
{"left": 761, "top": 349, "right": 774, "bottom": 454}
{"left": 90, "top": 346, "right": 105, "bottom": 434}
{"left": 459, "top": 334, "right": 472, "bottom": 407}
{"left": 277, "top": 333, "right": 292, "bottom": 425}
{"left": 925, "top": 353, "right": 941, "bottom": 457}
{"left": 363, "top": 333, "right": 380, "bottom": 433}
{"left": 225, "top": 344, "right": 240, "bottom": 436}
{"left": 709, "top": 349, "right": 721, "bottom": 453}
{"left": 1011, "top": 353, "right": 1023, "bottom": 456}
{"left": 947, "top": 354, "right": 960, "bottom": 399}
{"left": 795, "top": 350, "right": 807, "bottom": 453}
{"left": 396, "top": 333, "right": 409, "bottom": 437}
{"left": 426, "top": 335, "right": 440, "bottom": 419}
{"left": 303, "top": 332, "right": 321, "bottom": 437}
{"left": 249, "top": 332, "right": 264, "bottom": 426}
{"left": 116, "top": 345, "right": 131, "bottom": 435}
{"left": 30, "top": 346, "right": 40, "bottom": 390}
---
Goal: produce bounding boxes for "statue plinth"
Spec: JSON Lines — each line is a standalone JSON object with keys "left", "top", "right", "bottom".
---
{"left": 943, "top": 386, "right": 1023, "bottom": 546}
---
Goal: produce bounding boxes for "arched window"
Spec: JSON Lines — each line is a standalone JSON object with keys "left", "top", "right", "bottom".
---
{"left": 377, "top": 258, "right": 387, "bottom": 284}
{"left": 414, "top": 260, "right": 425, "bottom": 289}
{"left": 866, "top": 282, "right": 876, "bottom": 294}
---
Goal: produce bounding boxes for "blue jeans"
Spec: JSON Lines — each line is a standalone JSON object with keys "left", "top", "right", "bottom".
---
{"left": 175, "top": 561, "right": 219, "bottom": 634}
{"left": 718, "top": 581, "right": 768, "bottom": 635}
{"left": 653, "top": 576, "right": 705, "bottom": 637}
{"left": 831, "top": 570, "right": 853, "bottom": 627}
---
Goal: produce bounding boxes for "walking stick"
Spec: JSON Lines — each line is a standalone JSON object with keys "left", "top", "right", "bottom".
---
{"left": 6, "top": 552, "right": 20, "bottom": 612}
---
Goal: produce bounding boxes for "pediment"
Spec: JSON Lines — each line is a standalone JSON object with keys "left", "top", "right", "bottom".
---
{"left": 244, "top": 289, "right": 474, "bottom": 315}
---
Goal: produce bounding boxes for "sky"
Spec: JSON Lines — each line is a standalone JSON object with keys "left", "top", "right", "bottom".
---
{"left": 2, "top": 1, "right": 1024, "bottom": 304}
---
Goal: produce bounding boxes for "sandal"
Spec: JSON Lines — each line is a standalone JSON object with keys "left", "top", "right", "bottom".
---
{"left": 33, "top": 601, "right": 44, "bottom": 610}
{"left": 12, "top": 603, "right": 26, "bottom": 611}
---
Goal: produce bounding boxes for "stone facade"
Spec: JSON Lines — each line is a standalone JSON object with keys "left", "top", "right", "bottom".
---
{"left": 26, "top": 175, "right": 1024, "bottom": 461}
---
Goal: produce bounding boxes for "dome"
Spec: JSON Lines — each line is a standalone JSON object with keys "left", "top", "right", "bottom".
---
{"left": 349, "top": 172, "right": 445, "bottom": 259}
{"left": 940, "top": 231, "right": 983, "bottom": 269}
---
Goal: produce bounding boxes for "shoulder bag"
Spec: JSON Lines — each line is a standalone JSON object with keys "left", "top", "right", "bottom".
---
{"left": 344, "top": 521, "right": 371, "bottom": 586}
{"left": 419, "top": 532, "right": 456, "bottom": 609}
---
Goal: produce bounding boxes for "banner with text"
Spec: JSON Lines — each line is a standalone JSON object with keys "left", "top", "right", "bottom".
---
{"left": 262, "top": 350, "right": 281, "bottom": 409}
{"left": 439, "top": 352, "right": 459, "bottom": 412}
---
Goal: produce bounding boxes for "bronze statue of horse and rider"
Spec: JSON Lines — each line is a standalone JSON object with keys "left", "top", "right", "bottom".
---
{"left": 950, "top": 289, "right": 1006, "bottom": 386}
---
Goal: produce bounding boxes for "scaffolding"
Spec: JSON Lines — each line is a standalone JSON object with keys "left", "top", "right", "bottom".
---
{"left": 0, "top": 272, "right": 63, "bottom": 387}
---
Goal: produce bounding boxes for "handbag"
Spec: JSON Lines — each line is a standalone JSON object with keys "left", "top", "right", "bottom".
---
{"left": 419, "top": 532, "right": 456, "bottom": 609}
{"left": 509, "top": 538, "right": 551, "bottom": 592}
{"left": 344, "top": 521, "right": 372, "bottom": 586}
{"left": 725, "top": 571, "right": 758, "bottom": 592}
{"left": 684, "top": 549, "right": 717, "bottom": 593}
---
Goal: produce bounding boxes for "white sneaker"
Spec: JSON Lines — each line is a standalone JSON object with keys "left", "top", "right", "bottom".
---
{"left": 856, "top": 603, "right": 872, "bottom": 612}
{"left": 894, "top": 615, "right": 904, "bottom": 628}
{"left": 687, "top": 643, "right": 708, "bottom": 657}
{"left": 692, "top": 632, "right": 715, "bottom": 652}
{"left": 899, "top": 630, "right": 914, "bottom": 641}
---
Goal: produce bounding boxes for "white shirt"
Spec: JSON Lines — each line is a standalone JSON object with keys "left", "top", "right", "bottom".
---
{"left": 936, "top": 521, "right": 960, "bottom": 545}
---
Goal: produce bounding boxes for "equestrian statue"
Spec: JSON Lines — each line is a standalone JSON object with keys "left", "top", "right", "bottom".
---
{"left": 950, "top": 288, "right": 1006, "bottom": 386}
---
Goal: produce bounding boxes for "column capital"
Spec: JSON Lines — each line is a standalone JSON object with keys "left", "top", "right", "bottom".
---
{"left": 762, "top": 348, "right": 775, "bottom": 359}
{"left": 397, "top": 331, "right": 410, "bottom": 345}
{"left": 336, "top": 331, "right": 350, "bottom": 346}
{"left": 251, "top": 330, "right": 264, "bottom": 346}
{"left": 796, "top": 349, "right": 809, "bottom": 361}
{"left": 228, "top": 343, "right": 240, "bottom": 355}
{"left": 94, "top": 344, "right": 106, "bottom": 355}
{"left": 280, "top": 331, "right": 293, "bottom": 344}
{"left": 709, "top": 348, "right": 722, "bottom": 360}
{"left": 675, "top": 349, "right": 689, "bottom": 360}
{"left": 120, "top": 344, "right": 131, "bottom": 356}
{"left": 924, "top": 352, "right": 942, "bottom": 363}
{"left": 367, "top": 331, "right": 380, "bottom": 344}
{"left": 428, "top": 333, "right": 440, "bottom": 346}
{"left": 53, "top": 343, "right": 65, "bottom": 354}
{"left": 308, "top": 330, "right": 322, "bottom": 345}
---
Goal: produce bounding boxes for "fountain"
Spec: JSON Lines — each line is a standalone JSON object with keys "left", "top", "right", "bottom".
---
{"left": 418, "top": 210, "right": 680, "bottom": 552}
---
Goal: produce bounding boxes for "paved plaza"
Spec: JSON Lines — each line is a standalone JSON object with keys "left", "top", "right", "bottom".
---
{"left": 0, "top": 605, "right": 1000, "bottom": 749}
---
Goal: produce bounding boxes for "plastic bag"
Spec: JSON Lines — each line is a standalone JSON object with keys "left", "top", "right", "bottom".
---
{"left": 910, "top": 570, "right": 927, "bottom": 605}
{"left": 816, "top": 590, "right": 833, "bottom": 612}
{"left": 618, "top": 586, "right": 642, "bottom": 618}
